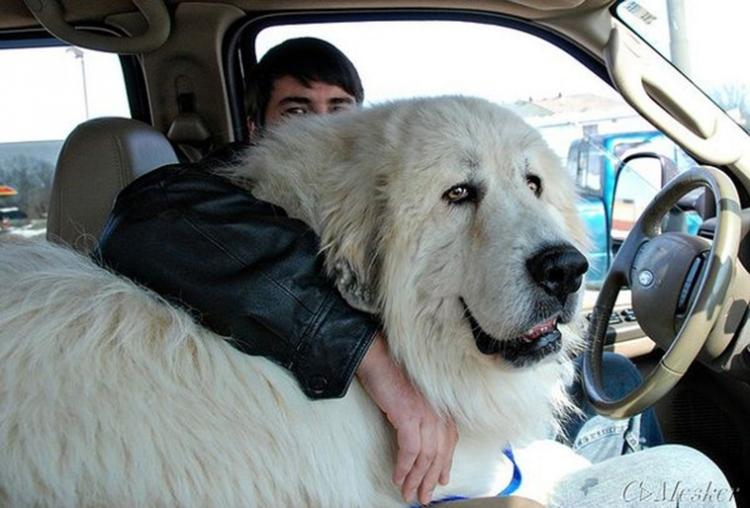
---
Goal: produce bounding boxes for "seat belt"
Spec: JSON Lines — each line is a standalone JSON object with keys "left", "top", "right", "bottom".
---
{"left": 167, "top": 91, "right": 211, "bottom": 162}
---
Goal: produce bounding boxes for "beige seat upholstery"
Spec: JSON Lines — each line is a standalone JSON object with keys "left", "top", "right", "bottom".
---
{"left": 47, "top": 117, "right": 179, "bottom": 252}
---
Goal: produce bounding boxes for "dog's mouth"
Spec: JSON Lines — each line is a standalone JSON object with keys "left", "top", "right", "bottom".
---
{"left": 460, "top": 299, "right": 562, "bottom": 367}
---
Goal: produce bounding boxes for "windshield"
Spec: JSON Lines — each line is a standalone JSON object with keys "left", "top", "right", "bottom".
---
{"left": 614, "top": 0, "right": 750, "bottom": 135}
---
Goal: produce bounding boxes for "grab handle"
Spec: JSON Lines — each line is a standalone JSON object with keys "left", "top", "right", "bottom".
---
{"left": 23, "top": 0, "right": 170, "bottom": 54}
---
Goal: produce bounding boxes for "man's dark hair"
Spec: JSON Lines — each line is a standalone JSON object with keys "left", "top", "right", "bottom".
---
{"left": 245, "top": 37, "right": 365, "bottom": 127}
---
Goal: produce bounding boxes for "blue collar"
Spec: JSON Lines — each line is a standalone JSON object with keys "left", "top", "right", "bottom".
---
{"left": 410, "top": 446, "right": 522, "bottom": 507}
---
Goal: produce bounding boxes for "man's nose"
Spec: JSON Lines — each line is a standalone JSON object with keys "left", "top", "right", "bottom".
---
{"left": 526, "top": 244, "right": 589, "bottom": 303}
{"left": 311, "top": 102, "right": 328, "bottom": 115}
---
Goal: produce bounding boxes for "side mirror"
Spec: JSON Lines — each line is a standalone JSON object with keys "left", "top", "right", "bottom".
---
{"left": 616, "top": 151, "right": 675, "bottom": 189}
{"left": 612, "top": 153, "right": 666, "bottom": 246}
{"left": 612, "top": 153, "right": 704, "bottom": 252}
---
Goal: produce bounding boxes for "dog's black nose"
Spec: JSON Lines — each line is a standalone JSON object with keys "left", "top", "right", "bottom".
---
{"left": 526, "top": 244, "right": 589, "bottom": 302}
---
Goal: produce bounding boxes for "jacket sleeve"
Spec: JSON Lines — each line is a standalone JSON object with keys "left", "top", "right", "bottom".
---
{"left": 95, "top": 164, "right": 379, "bottom": 399}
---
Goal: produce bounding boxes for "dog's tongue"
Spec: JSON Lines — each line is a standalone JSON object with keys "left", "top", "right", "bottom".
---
{"left": 521, "top": 317, "right": 558, "bottom": 342}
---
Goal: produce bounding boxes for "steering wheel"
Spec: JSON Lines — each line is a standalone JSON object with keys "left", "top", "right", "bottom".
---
{"left": 583, "top": 166, "right": 742, "bottom": 419}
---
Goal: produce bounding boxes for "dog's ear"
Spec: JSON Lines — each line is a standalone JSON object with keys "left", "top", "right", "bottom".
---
{"left": 320, "top": 187, "right": 383, "bottom": 315}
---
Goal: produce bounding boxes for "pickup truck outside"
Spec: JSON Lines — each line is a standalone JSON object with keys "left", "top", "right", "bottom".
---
{"left": 567, "top": 130, "right": 702, "bottom": 287}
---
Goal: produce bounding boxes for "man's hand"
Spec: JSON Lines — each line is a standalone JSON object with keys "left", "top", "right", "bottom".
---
{"left": 357, "top": 332, "right": 458, "bottom": 505}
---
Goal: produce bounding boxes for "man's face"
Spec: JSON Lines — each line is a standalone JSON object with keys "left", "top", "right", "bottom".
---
{"left": 263, "top": 75, "right": 357, "bottom": 126}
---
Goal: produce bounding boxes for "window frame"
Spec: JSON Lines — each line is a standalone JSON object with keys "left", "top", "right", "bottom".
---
{"left": 222, "top": 8, "right": 615, "bottom": 142}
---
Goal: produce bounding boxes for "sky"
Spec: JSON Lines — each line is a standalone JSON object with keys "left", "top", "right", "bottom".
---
{"left": 256, "top": 20, "right": 620, "bottom": 108}
{"left": 616, "top": 0, "right": 750, "bottom": 89}
{"left": 0, "top": 46, "right": 129, "bottom": 143}
{"left": 0, "top": 1, "right": 748, "bottom": 144}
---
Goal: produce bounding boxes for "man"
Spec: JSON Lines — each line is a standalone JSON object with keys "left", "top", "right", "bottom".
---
{"left": 98, "top": 37, "right": 456, "bottom": 507}
{"left": 248, "top": 38, "right": 459, "bottom": 502}
{"left": 244, "top": 37, "right": 363, "bottom": 135}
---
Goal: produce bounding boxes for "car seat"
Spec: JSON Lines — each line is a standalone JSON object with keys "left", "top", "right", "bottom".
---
{"left": 47, "top": 117, "right": 178, "bottom": 252}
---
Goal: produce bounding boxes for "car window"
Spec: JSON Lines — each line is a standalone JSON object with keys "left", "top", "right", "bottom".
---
{"left": 245, "top": 19, "right": 698, "bottom": 287}
{"left": 0, "top": 44, "right": 130, "bottom": 239}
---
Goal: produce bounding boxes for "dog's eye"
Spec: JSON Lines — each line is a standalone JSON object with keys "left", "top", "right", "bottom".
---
{"left": 443, "top": 184, "right": 476, "bottom": 204}
{"left": 526, "top": 174, "right": 542, "bottom": 197}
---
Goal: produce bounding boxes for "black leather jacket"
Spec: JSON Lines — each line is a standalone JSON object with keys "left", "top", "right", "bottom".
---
{"left": 95, "top": 157, "right": 379, "bottom": 399}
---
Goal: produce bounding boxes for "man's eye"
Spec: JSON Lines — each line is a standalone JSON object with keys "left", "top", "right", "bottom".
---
{"left": 526, "top": 174, "right": 542, "bottom": 197}
{"left": 443, "top": 184, "right": 477, "bottom": 204}
{"left": 283, "top": 107, "right": 307, "bottom": 116}
{"left": 330, "top": 104, "right": 353, "bottom": 113}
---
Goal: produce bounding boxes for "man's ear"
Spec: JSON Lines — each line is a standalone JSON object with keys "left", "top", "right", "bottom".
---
{"left": 320, "top": 193, "right": 382, "bottom": 315}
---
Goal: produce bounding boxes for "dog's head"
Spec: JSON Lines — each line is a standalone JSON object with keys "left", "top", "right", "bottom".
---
{"left": 243, "top": 96, "right": 588, "bottom": 434}
{"left": 316, "top": 97, "right": 587, "bottom": 355}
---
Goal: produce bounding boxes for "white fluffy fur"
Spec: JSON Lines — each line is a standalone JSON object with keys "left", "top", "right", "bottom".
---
{"left": 0, "top": 97, "right": 589, "bottom": 507}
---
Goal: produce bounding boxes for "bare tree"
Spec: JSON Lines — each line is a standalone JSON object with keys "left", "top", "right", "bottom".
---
{"left": 709, "top": 83, "right": 750, "bottom": 131}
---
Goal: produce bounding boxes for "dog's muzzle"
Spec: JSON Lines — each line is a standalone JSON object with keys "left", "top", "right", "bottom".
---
{"left": 460, "top": 244, "right": 587, "bottom": 367}
{"left": 462, "top": 299, "right": 563, "bottom": 367}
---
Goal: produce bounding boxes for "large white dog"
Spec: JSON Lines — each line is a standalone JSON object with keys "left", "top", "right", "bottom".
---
{"left": 0, "top": 96, "right": 591, "bottom": 507}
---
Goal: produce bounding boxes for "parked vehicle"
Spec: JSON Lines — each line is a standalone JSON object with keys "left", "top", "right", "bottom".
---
{"left": 568, "top": 130, "right": 703, "bottom": 286}
{"left": 0, "top": 184, "right": 29, "bottom": 232}
{"left": 0, "top": 206, "right": 28, "bottom": 231}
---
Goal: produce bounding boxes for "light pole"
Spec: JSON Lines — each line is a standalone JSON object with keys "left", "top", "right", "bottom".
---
{"left": 66, "top": 46, "right": 90, "bottom": 120}
{"left": 666, "top": 0, "right": 691, "bottom": 77}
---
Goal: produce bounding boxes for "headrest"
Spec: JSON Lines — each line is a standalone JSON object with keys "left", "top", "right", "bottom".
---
{"left": 47, "top": 117, "right": 178, "bottom": 252}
